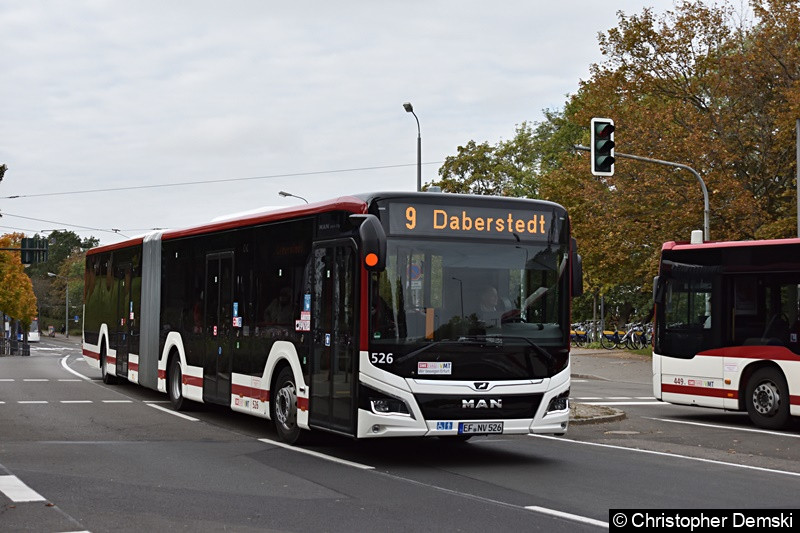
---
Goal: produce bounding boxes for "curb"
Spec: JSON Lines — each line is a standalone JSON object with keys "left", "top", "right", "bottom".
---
{"left": 569, "top": 402, "right": 626, "bottom": 425}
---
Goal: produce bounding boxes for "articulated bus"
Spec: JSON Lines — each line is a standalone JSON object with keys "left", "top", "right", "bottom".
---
{"left": 83, "top": 192, "right": 582, "bottom": 443}
{"left": 652, "top": 237, "right": 800, "bottom": 429}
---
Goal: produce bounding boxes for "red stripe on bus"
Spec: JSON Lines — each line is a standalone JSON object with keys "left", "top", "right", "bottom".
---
{"left": 158, "top": 369, "right": 167, "bottom": 380}
{"left": 83, "top": 348, "right": 100, "bottom": 361}
{"left": 128, "top": 362, "right": 139, "bottom": 372}
{"left": 231, "top": 384, "right": 270, "bottom": 402}
{"left": 662, "top": 383, "right": 734, "bottom": 399}
{"left": 297, "top": 396, "right": 309, "bottom": 412}
{"left": 182, "top": 374, "right": 203, "bottom": 388}
{"left": 792, "top": 396, "right": 800, "bottom": 406}
{"left": 696, "top": 346, "right": 800, "bottom": 362}
{"left": 106, "top": 356, "right": 116, "bottom": 366}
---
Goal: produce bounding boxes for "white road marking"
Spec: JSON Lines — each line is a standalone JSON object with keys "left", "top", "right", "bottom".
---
{"left": 147, "top": 403, "right": 199, "bottom": 421}
{"left": 60, "top": 355, "right": 91, "bottom": 381}
{"left": 23, "top": 379, "right": 49, "bottom": 382}
{"left": 646, "top": 417, "right": 800, "bottom": 438}
{"left": 575, "top": 397, "right": 602, "bottom": 400}
{"left": 18, "top": 401, "right": 48, "bottom": 404}
{"left": 258, "top": 438, "right": 374, "bottom": 470}
{"left": 606, "top": 396, "right": 632, "bottom": 399}
{"left": 531, "top": 435, "right": 800, "bottom": 478}
{"left": 59, "top": 400, "right": 93, "bottom": 404}
{"left": 525, "top": 506, "right": 608, "bottom": 528}
{"left": 102, "top": 400, "right": 133, "bottom": 404}
{"left": 0, "top": 475, "right": 46, "bottom": 502}
{"left": 0, "top": 379, "right": 14, "bottom": 382}
{"left": 58, "top": 379, "right": 83, "bottom": 382}
{"left": 143, "top": 400, "right": 171, "bottom": 404}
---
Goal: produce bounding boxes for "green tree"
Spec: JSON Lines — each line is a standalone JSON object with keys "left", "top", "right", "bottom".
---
{"left": 432, "top": 122, "right": 542, "bottom": 196}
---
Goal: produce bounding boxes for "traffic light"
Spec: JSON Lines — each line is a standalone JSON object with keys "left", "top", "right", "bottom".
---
{"left": 590, "top": 118, "right": 615, "bottom": 176}
{"left": 21, "top": 237, "right": 48, "bottom": 264}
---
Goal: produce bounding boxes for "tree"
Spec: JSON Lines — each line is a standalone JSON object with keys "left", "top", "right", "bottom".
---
{"left": 432, "top": 122, "right": 542, "bottom": 196}
{"left": 47, "top": 251, "right": 86, "bottom": 333}
{"left": 433, "top": 1, "right": 800, "bottom": 322}
{"left": 0, "top": 233, "right": 38, "bottom": 328}
{"left": 26, "top": 230, "right": 97, "bottom": 278}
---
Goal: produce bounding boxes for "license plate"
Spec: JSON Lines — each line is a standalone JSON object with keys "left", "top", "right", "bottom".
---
{"left": 458, "top": 422, "right": 503, "bottom": 435}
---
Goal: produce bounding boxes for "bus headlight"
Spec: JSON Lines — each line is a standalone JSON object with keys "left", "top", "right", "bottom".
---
{"left": 546, "top": 389, "right": 570, "bottom": 413}
{"left": 370, "top": 397, "right": 410, "bottom": 416}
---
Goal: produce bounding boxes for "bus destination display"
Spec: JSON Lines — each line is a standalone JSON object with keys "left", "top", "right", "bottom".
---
{"left": 388, "top": 203, "right": 549, "bottom": 239}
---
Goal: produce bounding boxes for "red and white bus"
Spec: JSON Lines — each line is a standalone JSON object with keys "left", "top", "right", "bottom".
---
{"left": 652, "top": 237, "right": 800, "bottom": 429}
{"left": 83, "top": 192, "right": 582, "bottom": 443}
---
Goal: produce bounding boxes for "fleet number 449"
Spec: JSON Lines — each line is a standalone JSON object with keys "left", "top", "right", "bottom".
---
{"left": 370, "top": 352, "right": 394, "bottom": 364}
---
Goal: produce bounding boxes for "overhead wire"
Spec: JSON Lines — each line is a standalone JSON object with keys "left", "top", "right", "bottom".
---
{"left": 0, "top": 161, "right": 443, "bottom": 200}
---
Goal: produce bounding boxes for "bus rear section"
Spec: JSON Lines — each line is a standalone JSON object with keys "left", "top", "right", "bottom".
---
{"left": 652, "top": 238, "right": 800, "bottom": 429}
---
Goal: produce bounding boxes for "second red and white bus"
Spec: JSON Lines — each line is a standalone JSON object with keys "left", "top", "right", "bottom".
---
{"left": 83, "top": 191, "right": 583, "bottom": 443}
{"left": 652, "top": 237, "right": 800, "bottom": 429}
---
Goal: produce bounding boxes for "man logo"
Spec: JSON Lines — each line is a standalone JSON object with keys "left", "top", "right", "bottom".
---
{"left": 474, "top": 382, "right": 489, "bottom": 390}
{"left": 461, "top": 399, "right": 502, "bottom": 409}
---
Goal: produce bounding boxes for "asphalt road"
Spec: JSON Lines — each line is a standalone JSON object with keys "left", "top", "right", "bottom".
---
{"left": 1, "top": 339, "right": 798, "bottom": 532}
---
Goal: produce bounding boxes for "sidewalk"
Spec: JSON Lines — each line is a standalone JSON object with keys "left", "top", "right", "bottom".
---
{"left": 569, "top": 347, "right": 652, "bottom": 425}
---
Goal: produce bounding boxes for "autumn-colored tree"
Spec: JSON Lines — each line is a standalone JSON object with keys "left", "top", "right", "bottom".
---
{"left": 0, "top": 233, "right": 38, "bottom": 328}
{"left": 434, "top": 0, "right": 800, "bottom": 324}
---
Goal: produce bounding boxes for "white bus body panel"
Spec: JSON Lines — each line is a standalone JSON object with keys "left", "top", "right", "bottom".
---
{"left": 356, "top": 350, "right": 570, "bottom": 439}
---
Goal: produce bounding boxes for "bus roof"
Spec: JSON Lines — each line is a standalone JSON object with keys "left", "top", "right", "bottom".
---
{"left": 87, "top": 195, "right": 369, "bottom": 256}
{"left": 662, "top": 237, "right": 800, "bottom": 252}
{"left": 86, "top": 191, "right": 566, "bottom": 256}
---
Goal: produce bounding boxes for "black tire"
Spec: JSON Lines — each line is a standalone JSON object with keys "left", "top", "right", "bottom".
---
{"left": 100, "top": 343, "right": 117, "bottom": 384}
{"left": 168, "top": 356, "right": 187, "bottom": 411}
{"left": 272, "top": 366, "right": 305, "bottom": 444}
{"left": 600, "top": 332, "right": 617, "bottom": 350}
{"left": 745, "top": 367, "right": 790, "bottom": 430}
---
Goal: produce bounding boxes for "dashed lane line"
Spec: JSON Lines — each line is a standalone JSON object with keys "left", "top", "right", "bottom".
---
{"left": 0, "top": 474, "right": 46, "bottom": 502}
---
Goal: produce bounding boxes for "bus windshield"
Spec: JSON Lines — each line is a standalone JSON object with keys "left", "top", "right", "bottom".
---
{"left": 371, "top": 239, "right": 569, "bottom": 347}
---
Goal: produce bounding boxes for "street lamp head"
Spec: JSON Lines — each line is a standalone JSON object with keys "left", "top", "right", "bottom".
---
{"left": 278, "top": 191, "right": 291, "bottom": 197}
{"left": 403, "top": 102, "right": 413, "bottom": 113}
{"left": 47, "top": 272, "right": 57, "bottom": 278}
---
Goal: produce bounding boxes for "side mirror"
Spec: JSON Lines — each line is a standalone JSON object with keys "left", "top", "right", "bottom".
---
{"left": 652, "top": 276, "right": 663, "bottom": 304}
{"left": 349, "top": 214, "right": 387, "bottom": 272}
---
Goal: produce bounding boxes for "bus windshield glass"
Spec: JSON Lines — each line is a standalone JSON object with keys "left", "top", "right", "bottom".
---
{"left": 371, "top": 239, "right": 569, "bottom": 347}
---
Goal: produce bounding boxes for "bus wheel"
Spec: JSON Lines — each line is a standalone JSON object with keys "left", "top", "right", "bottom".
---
{"left": 746, "top": 367, "right": 790, "bottom": 430}
{"left": 272, "top": 366, "right": 303, "bottom": 444}
{"left": 168, "top": 356, "right": 187, "bottom": 411}
{"left": 100, "top": 343, "right": 116, "bottom": 385}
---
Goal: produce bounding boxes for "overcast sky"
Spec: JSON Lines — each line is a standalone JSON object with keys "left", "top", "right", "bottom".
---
{"left": 0, "top": 0, "right": 676, "bottom": 246}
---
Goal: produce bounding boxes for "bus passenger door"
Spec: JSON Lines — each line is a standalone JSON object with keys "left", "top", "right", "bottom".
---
{"left": 115, "top": 263, "right": 131, "bottom": 379}
{"left": 309, "top": 241, "right": 357, "bottom": 434}
{"left": 204, "top": 252, "right": 234, "bottom": 404}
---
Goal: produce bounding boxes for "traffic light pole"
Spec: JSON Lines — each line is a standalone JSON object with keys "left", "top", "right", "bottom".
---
{"left": 575, "top": 145, "right": 710, "bottom": 242}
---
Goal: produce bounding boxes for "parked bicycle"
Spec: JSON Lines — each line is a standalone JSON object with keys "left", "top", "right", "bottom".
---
{"left": 601, "top": 323, "right": 648, "bottom": 350}
{"left": 570, "top": 323, "right": 589, "bottom": 347}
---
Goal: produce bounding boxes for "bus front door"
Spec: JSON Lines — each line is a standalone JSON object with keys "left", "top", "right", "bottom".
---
{"left": 310, "top": 242, "right": 357, "bottom": 434}
{"left": 203, "top": 252, "right": 234, "bottom": 405}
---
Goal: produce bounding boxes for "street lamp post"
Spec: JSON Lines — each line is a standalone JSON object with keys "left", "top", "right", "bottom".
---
{"left": 278, "top": 191, "right": 308, "bottom": 204}
{"left": 47, "top": 272, "right": 69, "bottom": 338}
{"left": 403, "top": 102, "right": 421, "bottom": 192}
